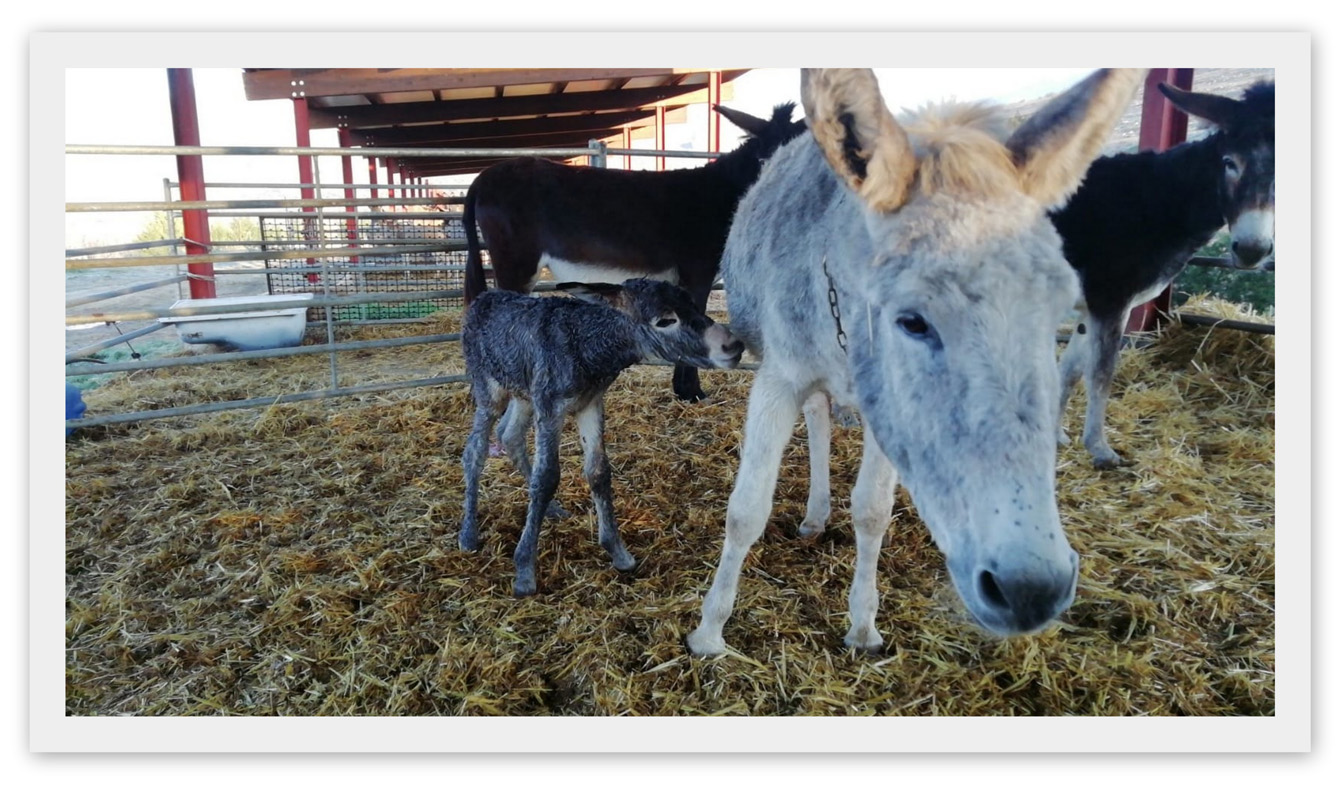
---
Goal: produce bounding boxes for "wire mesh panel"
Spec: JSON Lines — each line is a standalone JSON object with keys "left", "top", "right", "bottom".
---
{"left": 261, "top": 210, "right": 482, "bottom": 321}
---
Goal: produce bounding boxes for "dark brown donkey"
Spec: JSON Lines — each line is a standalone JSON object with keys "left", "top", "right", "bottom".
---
{"left": 461, "top": 103, "right": 805, "bottom": 402}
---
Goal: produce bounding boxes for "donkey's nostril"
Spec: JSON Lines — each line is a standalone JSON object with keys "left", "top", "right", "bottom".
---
{"left": 978, "top": 570, "right": 1009, "bottom": 611}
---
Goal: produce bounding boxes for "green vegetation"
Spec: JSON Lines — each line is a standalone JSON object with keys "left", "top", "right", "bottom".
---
{"left": 1172, "top": 231, "right": 1275, "bottom": 314}
{"left": 133, "top": 213, "right": 261, "bottom": 253}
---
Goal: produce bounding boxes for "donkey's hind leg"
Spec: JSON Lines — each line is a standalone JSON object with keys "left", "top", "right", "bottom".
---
{"left": 513, "top": 409, "right": 564, "bottom": 597}
{"left": 687, "top": 368, "right": 803, "bottom": 656}
{"left": 575, "top": 395, "right": 636, "bottom": 572}
{"left": 798, "top": 390, "right": 832, "bottom": 538}
{"left": 500, "top": 398, "right": 570, "bottom": 520}
{"left": 1081, "top": 311, "right": 1129, "bottom": 469}
{"left": 844, "top": 421, "right": 898, "bottom": 652}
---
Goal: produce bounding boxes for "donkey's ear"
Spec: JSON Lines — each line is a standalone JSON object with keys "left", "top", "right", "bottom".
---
{"left": 555, "top": 281, "right": 626, "bottom": 308}
{"left": 800, "top": 68, "right": 918, "bottom": 214}
{"left": 1005, "top": 68, "right": 1145, "bottom": 209}
{"left": 1158, "top": 83, "right": 1243, "bottom": 127}
{"left": 713, "top": 104, "right": 771, "bottom": 137}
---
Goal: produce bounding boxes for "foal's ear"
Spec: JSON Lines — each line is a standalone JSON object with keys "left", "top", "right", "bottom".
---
{"left": 1005, "top": 68, "right": 1145, "bottom": 209}
{"left": 555, "top": 281, "right": 627, "bottom": 309}
{"left": 800, "top": 68, "right": 918, "bottom": 214}
{"left": 1158, "top": 83, "right": 1243, "bottom": 128}
{"left": 713, "top": 104, "right": 771, "bottom": 137}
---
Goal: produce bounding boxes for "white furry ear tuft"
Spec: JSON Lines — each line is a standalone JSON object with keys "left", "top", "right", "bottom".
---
{"left": 1005, "top": 68, "right": 1145, "bottom": 209}
{"left": 801, "top": 68, "right": 918, "bottom": 214}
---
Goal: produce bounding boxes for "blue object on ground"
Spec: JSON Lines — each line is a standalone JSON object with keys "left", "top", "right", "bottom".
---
{"left": 66, "top": 383, "right": 87, "bottom": 436}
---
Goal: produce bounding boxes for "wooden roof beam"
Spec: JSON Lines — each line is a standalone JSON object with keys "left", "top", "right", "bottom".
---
{"left": 308, "top": 82, "right": 732, "bottom": 130}
{"left": 244, "top": 68, "right": 699, "bottom": 101}
{"left": 353, "top": 110, "right": 657, "bottom": 146}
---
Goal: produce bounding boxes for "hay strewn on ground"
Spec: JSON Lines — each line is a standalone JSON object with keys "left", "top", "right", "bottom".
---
{"left": 65, "top": 296, "right": 1274, "bottom": 715}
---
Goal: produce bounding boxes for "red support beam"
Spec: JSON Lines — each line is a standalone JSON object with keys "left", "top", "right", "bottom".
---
{"left": 367, "top": 153, "right": 379, "bottom": 200}
{"left": 338, "top": 127, "right": 359, "bottom": 264}
{"left": 293, "top": 96, "right": 319, "bottom": 281}
{"left": 1126, "top": 67, "right": 1196, "bottom": 333}
{"left": 655, "top": 105, "right": 666, "bottom": 172}
{"left": 623, "top": 126, "right": 632, "bottom": 170}
{"left": 166, "top": 69, "right": 216, "bottom": 299}
{"left": 707, "top": 70, "right": 722, "bottom": 154}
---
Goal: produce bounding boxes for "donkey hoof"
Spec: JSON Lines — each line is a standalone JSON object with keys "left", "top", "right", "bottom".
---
{"left": 612, "top": 553, "right": 637, "bottom": 573}
{"left": 676, "top": 388, "right": 709, "bottom": 403}
{"left": 685, "top": 628, "right": 726, "bottom": 657}
{"left": 1091, "top": 449, "right": 1128, "bottom": 470}
{"left": 458, "top": 530, "right": 481, "bottom": 552}
{"left": 843, "top": 628, "right": 885, "bottom": 654}
{"left": 797, "top": 519, "right": 827, "bottom": 539}
{"left": 544, "top": 501, "right": 572, "bottom": 520}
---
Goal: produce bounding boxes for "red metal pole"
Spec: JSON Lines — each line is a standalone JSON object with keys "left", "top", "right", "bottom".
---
{"left": 367, "top": 154, "right": 379, "bottom": 201}
{"left": 623, "top": 126, "right": 632, "bottom": 170}
{"left": 707, "top": 70, "right": 721, "bottom": 155}
{"left": 1126, "top": 68, "right": 1195, "bottom": 333}
{"left": 166, "top": 68, "right": 216, "bottom": 299}
{"left": 655, "top": 105, "right": 666, "bottom": 172}
{"left": 293, "top": 96, "right": 319, "bottom": 282}
{"left": 338, "top": 127, "right": 359, "bottom": 264}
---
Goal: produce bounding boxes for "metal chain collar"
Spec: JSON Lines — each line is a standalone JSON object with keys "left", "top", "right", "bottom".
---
{"left": 822, "top": 255, "right": 848, "bottom": 353}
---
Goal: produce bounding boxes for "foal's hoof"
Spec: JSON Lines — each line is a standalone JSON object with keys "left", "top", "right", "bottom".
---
{"left": 544, "top": 501, "right": 572, "bottom": 520}
{"left": 513, "top": 576, "right": 538, "bottom": 598}
{"left": 458, "top": 530, "right": 480, "bottom": 552}
{"left": 612, "top": 553, "right": 637, "bottom": 573}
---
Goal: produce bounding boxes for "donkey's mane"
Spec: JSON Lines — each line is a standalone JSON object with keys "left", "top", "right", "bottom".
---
{"left": 898, "top": 101, "right": 1018, "bottom": 200}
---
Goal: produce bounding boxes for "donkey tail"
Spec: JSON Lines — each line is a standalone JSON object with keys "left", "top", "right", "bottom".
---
{"left": 463, "top": 179, "right": 488, "bottom": 306}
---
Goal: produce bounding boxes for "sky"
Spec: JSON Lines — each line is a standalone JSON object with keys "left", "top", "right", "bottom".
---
{"left": 63, "top": 67, "right": 1095, "bottom": 248}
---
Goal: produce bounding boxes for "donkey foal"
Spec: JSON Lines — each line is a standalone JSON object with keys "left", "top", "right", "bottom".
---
{"left": 460, "top": 279, "right": 743, "bottom": 597}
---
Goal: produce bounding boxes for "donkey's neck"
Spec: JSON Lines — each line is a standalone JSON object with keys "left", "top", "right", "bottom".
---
{"left": 1149, "top": 134, "right": 1229, "bottom": 240}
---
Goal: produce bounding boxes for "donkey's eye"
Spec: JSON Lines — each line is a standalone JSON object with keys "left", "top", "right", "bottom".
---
{"left": 655, "top": 316, "right": 678, "bottom": 328}
{"left": 1222, "top": 156, "right": 1240, "bottom": 173}
{"left": 897, "top": 314, "right": 931, "bottom": 337}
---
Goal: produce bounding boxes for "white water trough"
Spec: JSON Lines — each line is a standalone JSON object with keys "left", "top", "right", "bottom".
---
{"left": 159, "top": 294, "right": 314, "bottom": 351}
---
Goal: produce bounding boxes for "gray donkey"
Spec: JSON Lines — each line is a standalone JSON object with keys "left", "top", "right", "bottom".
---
{"left": 687, "top": 68, "right": 1143, "bottom": 656}
{"left": 460, "top": 279, "right": 743, "bottom": 597}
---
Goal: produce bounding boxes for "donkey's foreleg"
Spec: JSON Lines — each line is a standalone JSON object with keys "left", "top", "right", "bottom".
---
{"left": 672, "top": 280, "right": 714, "bottom": 402}
{"left": 460, "top": 402, "right": 502, "bottom": 552}
{"left": 575, "top": 396, "right": 636, "bottom": 572}
{"left": 844, "top": 424, "right": 898, "bottom": 652}
{"left": 1056, "top": 319, "right": 1090, "bottom": 447}
{"left": 798, "top": 391, "right": 832, "bottom": 538}
{"left": 1081, "top": 312, "right": 1129, "bottom": 469}
{"left": 500, "top": 398, "right": 569, "bottom": 520}
{"left": 513, "top": 414, "right": 564, "bottom": 597}
{"left": 687, "top": 370, "right": 802, "bottom": 656}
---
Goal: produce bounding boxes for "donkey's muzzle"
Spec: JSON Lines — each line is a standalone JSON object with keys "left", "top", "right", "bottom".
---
{"left": 706, "top": 324, "right": 745, "bottom": 369}
{"left": 1231, "top": 240, "right": 1274, "bottom": 270}
{"left": 970, "top": 551, "right": 1079, "bottom": 634}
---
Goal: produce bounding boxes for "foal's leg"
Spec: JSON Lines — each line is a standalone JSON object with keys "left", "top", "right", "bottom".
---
{"left": 798, "top": 390, "right": 832, "bottom": 538}
{"left": 687, "top": 368, "right": 802, "bottom": 656}
{"left": 844, "top": 423, "right": 898, "bottom": 652}
{"left": 500, "top": 398, "right": 569, "bottom": 520}
{"left": 1056, "top": 315, "right": 1091, "bottom": 446}
{"left": 460, "top": 393, "right": 505, "bottom": 552}
{"left": 1081, "top": 310, "right": 1129, "bottom": 469}
{"left": 575, "top": 395, "right": 636, "bottom": 572}
{"left": 513, "top": 408, "right": 564, "bottom": 597}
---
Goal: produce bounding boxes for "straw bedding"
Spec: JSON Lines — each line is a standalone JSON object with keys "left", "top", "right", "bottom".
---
{"left": 64, "top": 295, "right": 1274, "bottom": 716}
